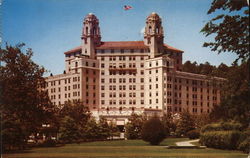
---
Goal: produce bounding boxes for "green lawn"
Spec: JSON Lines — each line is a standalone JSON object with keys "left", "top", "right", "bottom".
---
{"left": 3, "top": 138, "right": 247, "bottom": 158}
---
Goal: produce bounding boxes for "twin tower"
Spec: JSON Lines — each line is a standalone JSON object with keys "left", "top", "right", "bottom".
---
{"left": 81, "top": 12, "right": 165, "bottom": 58}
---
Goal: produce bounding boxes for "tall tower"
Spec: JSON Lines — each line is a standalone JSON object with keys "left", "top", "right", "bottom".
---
{"left": 81, "top": 13, "right": 101, "bottom": 58}
{"left": 144, "top": 12, "right": 164, "bottom": 58}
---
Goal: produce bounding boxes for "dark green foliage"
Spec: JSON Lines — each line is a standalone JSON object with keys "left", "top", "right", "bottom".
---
{"left": 57, "top": 101, "right": 91, "bottom": 143}
{"left": 59, "top": 116, "right": 80, "bottom": 143}
{"left": 141, "top": 116, "right": 166, "bottom": 145}
{"left": 237, "top": 137, "right": 250, "bottom": 153}
{"left": 125, "top": 114, "right": 146, "bottom": 139}
{"left": 175, "top": 111, "right": 195, "bottom": 137}
{"left": 40, "top": 139, "right": 57, "bottom": 147}
{"left": 162, "top": 113, "right": 176, "bottom": 136}
{"left": 200, "top": 130, "right": 243, "bottom": 150}
{"left": 201, "top": 0, "right": 249, "bottom": 62}
{"left": 98, "top": 117, "right": 111, "bottom": 140}
{"left": 183, "top": 61, "right": 250, "bottom": 127}
{"left": 187, "top": 129, "right": 200, "bottom": 139}
{"left": 201, "top": 122, "right": 243, "bottom": 133}
{"left": 0, "top": 44, "right": 54, "bottom": 150}
{"left": 1, "top": 118, "right": 27, "bottom": 150}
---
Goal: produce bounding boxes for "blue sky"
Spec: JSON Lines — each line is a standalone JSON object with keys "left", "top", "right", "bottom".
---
{"left": 2, "top": 0, "right": 238, "bottom": 75}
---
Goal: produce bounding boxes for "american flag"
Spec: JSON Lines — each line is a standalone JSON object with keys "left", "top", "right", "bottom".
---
{"left": 124, "top": 5, "right": 132, "bottom": 10}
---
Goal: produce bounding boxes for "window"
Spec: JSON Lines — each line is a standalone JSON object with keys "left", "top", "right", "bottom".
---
{"left": 101, "top": 78, "right": 105, "bottom": 83}
{"left": 141, "top": 93, "right": 144, "bottom": 97}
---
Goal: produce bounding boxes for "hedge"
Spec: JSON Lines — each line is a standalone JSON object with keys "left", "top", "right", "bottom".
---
{"left": 187, "top": 129, "right": 200, "bottom": 139}
{"left": 238, "top": 137, "right": 250, "bottom": 153}
{"left": 201, "top": 122, "right": 242, "bottom": 133}
{"left": 200, "top": 130, "right": 244, "bottom": 150}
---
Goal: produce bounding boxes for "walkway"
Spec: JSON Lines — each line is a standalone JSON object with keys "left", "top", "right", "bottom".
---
{"left": 175, "top": 139, "right": 199, "bottom": 146}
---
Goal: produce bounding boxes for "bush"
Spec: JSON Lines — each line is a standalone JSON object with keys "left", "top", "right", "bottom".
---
{"left": 41, "top": 139, "right": 57, "bottom": 147}
{"left": 141, "top": 116, "right": 166, "bottom": 145}
{"left": 201, "top": 122, "right": 242, "bottom": 133}
{"left": 238, "top": 137, "right": 250, "bottom": 153}
{"left": 200, "top": 130, "right": 243, "bottom": 150}
{"left": 187, "top": 129, "right": 200, "bottom": 139}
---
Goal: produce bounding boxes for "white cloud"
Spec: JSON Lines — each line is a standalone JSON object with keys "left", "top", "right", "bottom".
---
{"left": 140, "top": 27, "right": 145, "bottom": 37}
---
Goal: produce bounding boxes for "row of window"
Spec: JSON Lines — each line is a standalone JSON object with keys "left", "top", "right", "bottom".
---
{"left": 50, "top": 84, "right": 80, "bottom": 93}
{"left": 101, "top": 85, "right": 145, "bottom": 91}
{"left": 50, "top": 91, "right": 80, "bottom": 100}
{"left": 101, "top": 56, "right": 147, "bottom": 61}
{"left": 47, "top": 77, "right": 80, "bottom": 87}
{"left": 73, "top": 61, "right": 97, "bottom": 68}
{"left": 101, "top": 63, "right": 144, "bottom": 68}
{"left": 101, "top": 100, "right": 144, "bottom": 105}
{"left": 98, "top": 49, "right": 149, "bottom": 54}
{"left": 167, "top": 106, "right": 210, "bottom": 114}
{"left": 166, "top": 98, "right": 216, "bottom": 107}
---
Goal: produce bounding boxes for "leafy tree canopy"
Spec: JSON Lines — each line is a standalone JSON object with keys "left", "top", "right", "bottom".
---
{"left": 0, "top": 44, "right": 55, "bottom": 149}
{"left": 201, "top": 0, "right": 249, "bottom": 62}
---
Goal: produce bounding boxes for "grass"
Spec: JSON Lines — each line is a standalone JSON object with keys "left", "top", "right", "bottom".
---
{"left": 3, "top": 138, "right": 247, "bottom": 158}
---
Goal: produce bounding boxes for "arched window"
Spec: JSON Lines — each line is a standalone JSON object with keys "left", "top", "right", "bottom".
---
{"left": 149, "top": 26, "right": 152, "bottom": 33}
{"left": 75, "top": 62, "right": 78, "bottom": 68}
{"left": 156, "top": 27, "right": 159, "bottom": 34}
{"left": 85, "top": 27, "right": 88, "bottom": 35}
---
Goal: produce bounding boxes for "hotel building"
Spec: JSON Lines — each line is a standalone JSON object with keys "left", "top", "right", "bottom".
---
{"left": 45, "top": 12, "right": 224, "bottom": 125}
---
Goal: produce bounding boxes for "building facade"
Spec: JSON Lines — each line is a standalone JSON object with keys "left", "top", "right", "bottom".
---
{"left": 45, "top": 12, "right": 224, "bottom": 125}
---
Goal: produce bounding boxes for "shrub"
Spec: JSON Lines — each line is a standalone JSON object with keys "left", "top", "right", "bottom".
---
{"left": 187, "top": 129, "right": 200, "bottom": 139}
{"left": 201, "top": 121, "right": 242, "bottom": 133}
{"left": 141, "top": 116, "right": 166, "bottom": 145}
{"left": 41, "top": 139, "right": 57, "bottom": 147}
{"left": 200, "top": 130, "right": 243, "bottom": 150}
{"left": 238, "top": 137, "right": 250, "bottom": 153}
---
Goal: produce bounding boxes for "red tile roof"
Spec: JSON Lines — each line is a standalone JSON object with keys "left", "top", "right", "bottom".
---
{"left": 64, "top": 41, "right": 183, "bottom": 54}
{"left": 163, "top": 44, "right": 183, "bottom": 53}
{"left": 64, "top": 46, "right": 81, "bottom": 54}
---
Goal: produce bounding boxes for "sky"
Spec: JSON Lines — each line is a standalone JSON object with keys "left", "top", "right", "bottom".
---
{"left": 2, "top": 0, "right": 238, "bottom": 75}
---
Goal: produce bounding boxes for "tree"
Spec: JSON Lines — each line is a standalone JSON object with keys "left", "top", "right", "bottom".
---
{"left": 209, "top": 62, "right": 250, "bottom": 127}
{"left": 0, "top": 44, "right": 54, "bottom": 150}
{"left": 58, "top": 116, "right": 80, "bottom": 143}
{"left": 125, "top": 114, "right": 146, "bottom": 139}
{"left": 175, "top": 111, "right": 195, "bottom": 137}
{"left": 141, "top": 116, "right": 166, "bottom": 145}
{"left": 57, "top": 101, "right": 91, "bottom": 142}
{"left": 201, "top": 0, "right": 249, "bottom": 62}
{"left": 98, "top": 117, "right": 111, "bottom": 139}
{"left": 162, "top": 113, "right": 176, "bottom": 136}
{"left": 58, "top": 101, "right": 91, "bottom": 128}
